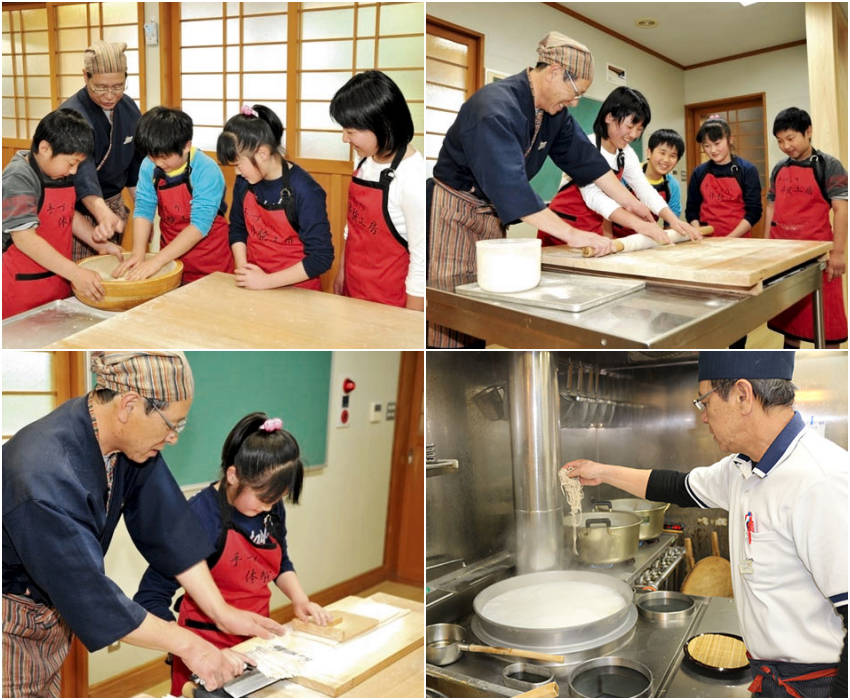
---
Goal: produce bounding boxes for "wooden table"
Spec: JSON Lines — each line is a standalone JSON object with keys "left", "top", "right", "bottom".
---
{"left": 46, "top": 273, "right": 423, "bottom": 349}
{"left": 237, "top": 594, "right": 424, "bottom": 698}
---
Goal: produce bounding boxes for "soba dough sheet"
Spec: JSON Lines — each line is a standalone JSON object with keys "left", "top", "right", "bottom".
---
{"left": 80, "top": 256, "right": 176, "bottom": 281}
{"left": 481, "top": 581, "right": 627, "bottom": 628}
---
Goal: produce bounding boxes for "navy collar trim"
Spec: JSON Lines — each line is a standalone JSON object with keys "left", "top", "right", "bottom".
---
{"left": 739, "top": 411, "right": 805, "bottom": 478}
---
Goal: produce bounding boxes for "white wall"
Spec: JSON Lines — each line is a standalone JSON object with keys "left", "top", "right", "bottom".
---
{"left": 684, "top": 45, "right": 810, "bottom": 177}
{"left": 90, "top": 351, "right": 402, "bottom": 686}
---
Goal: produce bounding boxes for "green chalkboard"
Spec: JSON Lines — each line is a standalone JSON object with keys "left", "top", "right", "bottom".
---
{"left": 98, "top": 352, "right": 332, "bottom": 486}
{"left": 529, "top": 97, "right": 644, "bottom": 202}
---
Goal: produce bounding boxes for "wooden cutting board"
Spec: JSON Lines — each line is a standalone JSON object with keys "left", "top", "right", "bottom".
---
{"left": 234, "top": 593, "right": 423, "bottom": 698}
{"left": 542, "top": 238, "right": 832, "bottom": 289}
{"left": 292, "top": 610, "right": 380, "bottom": 643}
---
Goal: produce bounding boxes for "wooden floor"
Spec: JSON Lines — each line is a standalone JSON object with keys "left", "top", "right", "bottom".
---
{"left": 136, "top": 581, "right": 422, "bottom": 698}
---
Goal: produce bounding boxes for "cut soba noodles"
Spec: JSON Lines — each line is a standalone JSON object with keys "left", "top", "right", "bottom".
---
{"left": 560, "top": 469, "right": 583, "bottom": 555}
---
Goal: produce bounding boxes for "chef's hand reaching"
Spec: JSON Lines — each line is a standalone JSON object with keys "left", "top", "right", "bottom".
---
{"left": 632, "top": 220, "right": 673, "bottom": 246}
{"left": 567, "top": 230, "right": 615, "bottom": 257}
{"left": 560, "top": 459, "right": 607, "bottom": 486}
{"left": 668, "top": 219, "right": 703, "bottom": 242}
{"left": 294, "top": 599, "right": 334, "bottom": 626}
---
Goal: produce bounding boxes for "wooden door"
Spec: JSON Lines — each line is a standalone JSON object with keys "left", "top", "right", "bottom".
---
{"left": 685, "top": 94, "right": 768, "bottom": 238}
{"left": 384, "top": 351, "right": 424, "bottom": 586}
{"left": 425, "top": 17, "right": 484, "bottom": 178}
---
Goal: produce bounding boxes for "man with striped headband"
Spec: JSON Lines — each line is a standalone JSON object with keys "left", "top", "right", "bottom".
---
{"left": 60, "top": 40, "right": 144, "bottom": 260}
{"left": 427, "top": 31, "right": 656, "bottom": 348}
{"left": 2, "top": 352, "right": 283, "bottom": 697}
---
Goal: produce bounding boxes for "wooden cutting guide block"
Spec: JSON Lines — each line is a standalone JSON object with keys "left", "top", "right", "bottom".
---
{"left": 542, "top": 238, "right": 832, "bottom": 289}
{"left": 292, "top": 610, "right": 379, "bottom": 642}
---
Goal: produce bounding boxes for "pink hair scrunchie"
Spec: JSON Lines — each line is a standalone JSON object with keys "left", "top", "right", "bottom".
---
{"left": 262, "top": 417, "right": 283, "bottom": 432}
{"left": 241, "top": 104, "right": 259, "bottom": 118}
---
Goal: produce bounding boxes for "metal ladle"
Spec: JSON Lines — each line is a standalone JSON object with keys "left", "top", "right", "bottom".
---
{"left": 425, "top": 624, "right": 565, "bottom": 667}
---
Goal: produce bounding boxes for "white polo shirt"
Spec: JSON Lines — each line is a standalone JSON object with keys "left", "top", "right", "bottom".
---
{"left": 685, "top": 412, "right": 848, "bottom": 663}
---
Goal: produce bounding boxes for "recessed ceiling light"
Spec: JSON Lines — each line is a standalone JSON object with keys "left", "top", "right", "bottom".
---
{"left": 635, "top": 18, "right": 658, "bottom": 29}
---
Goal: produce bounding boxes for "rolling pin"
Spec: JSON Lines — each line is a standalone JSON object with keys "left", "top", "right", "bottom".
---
{"left": 581, "top": 225, "right": 714, "bottom": 257}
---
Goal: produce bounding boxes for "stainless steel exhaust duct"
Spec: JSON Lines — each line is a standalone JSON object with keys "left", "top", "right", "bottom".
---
{"left": 508, "top": 351, "right": 564, "bottom": 574}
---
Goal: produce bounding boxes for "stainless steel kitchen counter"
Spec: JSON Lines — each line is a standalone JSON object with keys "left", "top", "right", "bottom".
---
{"left": 426, "top": 259, "right": 825, "bottom": 348}
{"left": 426, "top": 594, "right": 753, "bottom": 698}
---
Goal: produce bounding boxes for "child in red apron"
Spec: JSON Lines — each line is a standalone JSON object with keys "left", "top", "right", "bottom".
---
{"left": 329, "top": 70, "right": 424, "bottom": 310}
{"left": 2, "top": 109, "right": 124, "bottom": 318}
{"left": 217, "top": 105, "right": 334, "bottom": 291}
{"left": 610, "top": 128, "right": 685, "bottom": 238}
{"left": 685, "top": 116, "right": 763, "bottom": 349}
{"left": 766, "top": 107, "right": 847, "bottom": 348}
{"left": 538, "top": 87, "right": 700, "bottom": 247}
{"left": 112, "top": 107, "right": 233, "bottom": 284}
{"left": 133, "top": 412, "right": 331, "bottom": 697}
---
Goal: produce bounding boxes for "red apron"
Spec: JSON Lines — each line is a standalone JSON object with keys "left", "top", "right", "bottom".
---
{"left": 343, "top": 148, "right": 409, "bottom": 307}
{"left": 611, "top": 165, "right": 670, "bottom": 238}
{"left": 768, "top": 159, "right": 847, "bottom": 343}
{"left": 538, "top": 149, "right": 625, "bottom": 247}
{"left": 154, "top": 163, "right": 233, "bottom": 284}
{"left": 3, "top": 157, "right": 75, "bottom": 319}
{"left": 242, "top": 164, "right": 322, "bottom": 291}
{"left": 698, "top": 159, "right": 748, "bottom": 237}
{"left": 171, "top": 485, "right": 283, "bottom": 696}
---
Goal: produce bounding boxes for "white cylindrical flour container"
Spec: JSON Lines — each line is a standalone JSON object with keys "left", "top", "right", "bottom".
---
{"left": 476, "top": 238, "right": 542, "bottom": 293}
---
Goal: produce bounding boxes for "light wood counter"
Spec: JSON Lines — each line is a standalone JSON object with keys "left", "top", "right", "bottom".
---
{"left": 46, "top": 273, "right": 423, "bottom": 349}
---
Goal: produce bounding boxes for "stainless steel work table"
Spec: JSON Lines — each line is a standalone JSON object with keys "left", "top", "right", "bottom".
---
{"left": 426, "top": 258, "right": 826, "bottom": 348}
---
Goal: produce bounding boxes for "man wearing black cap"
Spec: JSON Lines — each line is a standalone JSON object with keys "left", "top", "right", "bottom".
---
{"left": 562, "top": 351, "right": 847, "bottom": 698}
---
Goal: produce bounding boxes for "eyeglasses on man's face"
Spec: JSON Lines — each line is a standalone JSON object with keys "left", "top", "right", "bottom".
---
{"left": 146, "top": 399, "right": 187, "bottom": 436}
{"left": 693, "top": 386, "right": 719, "bottom": 412}
{"left": 88, "top": 81, "right": 127, "bottom": 95}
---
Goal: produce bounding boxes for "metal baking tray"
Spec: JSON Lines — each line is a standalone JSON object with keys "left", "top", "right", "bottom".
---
{"left": 455, "top": 272, "right": 646, "bottom": 312}
{"left": 3, "top": 298, "right": 117, "bottom": 349}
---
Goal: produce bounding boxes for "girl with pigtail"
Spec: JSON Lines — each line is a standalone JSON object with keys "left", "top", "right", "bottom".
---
{"left": 216, "top": 105, "right": 334, "bottom": 291}
{"left": 134, "top": 412, "right": 330, "bottom": 696}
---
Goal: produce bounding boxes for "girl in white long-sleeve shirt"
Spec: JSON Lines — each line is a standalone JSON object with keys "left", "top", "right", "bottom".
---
{"left": 539, "top": 87, "right": 700, "bottom": 246}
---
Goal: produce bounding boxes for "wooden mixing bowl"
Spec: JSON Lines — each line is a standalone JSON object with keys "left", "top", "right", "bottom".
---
{"left": 74, "top": 253, "right": 183, "bottom": 311}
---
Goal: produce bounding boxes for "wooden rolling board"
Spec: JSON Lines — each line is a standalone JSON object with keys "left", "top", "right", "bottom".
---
{"left": 234, "top": 593, "right": 423, "bottom": 698}
{"left": 45, "top": 273, "right": 423, "bottom": 349}
{"left": 292, "top": 610, "right": 379, "bottom": 643}
{"left": 542, "top": 238, "right": 832, "bottom": 288}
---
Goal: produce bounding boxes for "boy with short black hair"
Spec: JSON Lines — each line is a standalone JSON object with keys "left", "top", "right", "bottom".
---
{"left": 112, "top": 106, "right": 233, "bottom": 284}
{"left": 766, "top": 107, "right": 848, "bottom": 348}
{"left": 610, "top": 128, "right": 685, "bottom": 238}
{"left": 2, "top": 108, "right": 124, "bottom": 318}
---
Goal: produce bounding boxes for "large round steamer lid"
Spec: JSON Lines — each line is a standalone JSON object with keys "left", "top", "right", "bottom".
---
{"left": 471, "top": 571, "right": 637, "bottom": 661}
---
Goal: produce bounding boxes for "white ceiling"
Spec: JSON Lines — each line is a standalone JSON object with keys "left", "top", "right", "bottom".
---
{"left": 557, "top": 2, "right": 824, "bottom": 68}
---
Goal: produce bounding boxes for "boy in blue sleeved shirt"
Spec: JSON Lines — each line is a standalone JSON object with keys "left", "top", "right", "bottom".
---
{"left": 112, "top": 107, "right": 233, "bottom": 284}
{"left": 610, "top": 128, "right": 684, "bottom": 237}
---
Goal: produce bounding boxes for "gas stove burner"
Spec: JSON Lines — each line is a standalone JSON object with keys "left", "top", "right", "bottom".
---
{"left": 589, "top": 562, "right": 615, "bottom": 569}
{"left": 639, "top": 537, "right": 660, "bottom": 547}
{"left": 586, "top": 557, "right": 636, "bottom": 570}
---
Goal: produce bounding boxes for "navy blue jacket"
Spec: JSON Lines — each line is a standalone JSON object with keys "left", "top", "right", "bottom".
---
{"left": 2, "top": 395, "right": 213, "bottom": 651}
{"left": 60, "top": 88, "right": 143, "bottom": 207}
{"left": 433, "top": 70, "right": 610, "bottom": 225}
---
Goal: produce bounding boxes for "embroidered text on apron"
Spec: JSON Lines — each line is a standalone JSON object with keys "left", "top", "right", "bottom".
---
{"left": 242, "top": 164, "right": 322, "bottom": 291}
{"left": 343, "top": 148, "right": 409, "bottom": 307}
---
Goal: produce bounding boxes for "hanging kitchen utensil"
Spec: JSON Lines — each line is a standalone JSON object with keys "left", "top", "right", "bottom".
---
{"left": 559, "top": 361, "right": 578, "bottom": 426}
{"left": 568, "top": 362, "right": 591, "bottom": 429}
{"left": 598, "top": 371, "right": 617, "bottom": 427}
{"left": 472, "top": 384, "right": 507, "bottom": 421}
{"left": 425, "top": 624, "right": 565, "bottom": 667}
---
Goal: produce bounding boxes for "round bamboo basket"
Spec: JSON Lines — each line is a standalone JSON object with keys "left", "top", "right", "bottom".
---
{"left": 74, "top": 253, "right": 183, "bottom": 311}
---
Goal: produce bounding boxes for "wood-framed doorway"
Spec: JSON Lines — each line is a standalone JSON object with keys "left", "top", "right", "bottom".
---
{"left": 684, "top": 93, "right": 768, "bottom": 238}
